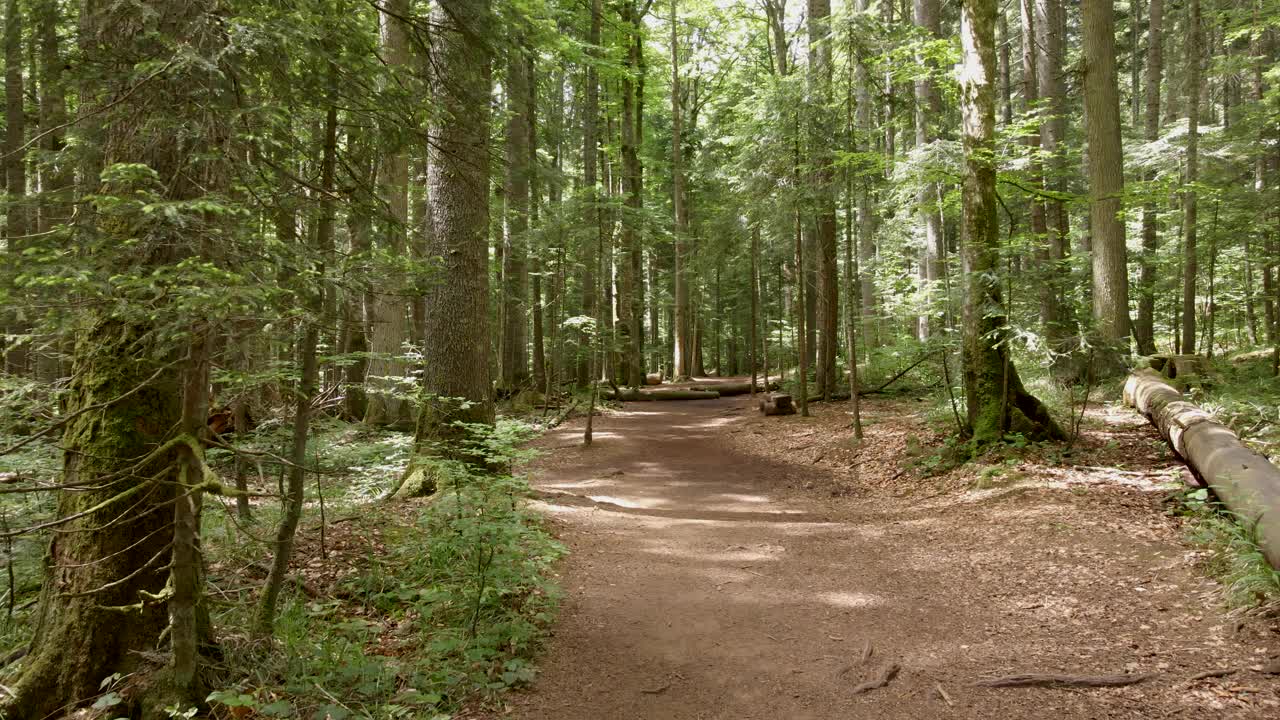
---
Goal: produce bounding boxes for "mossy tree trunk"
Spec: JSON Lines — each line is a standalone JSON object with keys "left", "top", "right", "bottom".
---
{"left": 958, "top": 0, "right": 1064, "bottom": 447}
{"left": 4, "top": 2, "right": 235, "bottom": 714}
{"left": 5, "top": 325, "right": 180, "bottom": 719}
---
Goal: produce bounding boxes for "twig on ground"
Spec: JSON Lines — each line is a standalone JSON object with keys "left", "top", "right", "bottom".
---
{"left": 975, "top": 673, "right": 1151, "bottom": 688}
{"left": 1189, "top": 667, "right": 1239, "bottom": 682}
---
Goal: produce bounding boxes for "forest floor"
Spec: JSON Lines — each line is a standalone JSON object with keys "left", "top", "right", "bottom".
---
{"left": 474, "top": 377, "right": 1280, "bottom": 719}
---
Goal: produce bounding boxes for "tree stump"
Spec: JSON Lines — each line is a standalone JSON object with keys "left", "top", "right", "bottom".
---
{"left": 1148, "top": 354, "right": 1213, "bottom": 389}
{"left": 758, "top": 392, "right": 796, "bottom": 416}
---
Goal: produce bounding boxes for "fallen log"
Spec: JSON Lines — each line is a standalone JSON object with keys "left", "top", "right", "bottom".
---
{"left": 1125, "top": 368, "right": 1280, "bottom": 569}
{"left": 644, "top": 373, "right": 663, "bottom": 386}
{"left": 690, "top": 380, "right": 779, "bottom": 396}
{"left": 758, "top": 392, "right": 796, "bottom": 416}
{"left": 604, "top": 388, "right": 721, "bottom": 401}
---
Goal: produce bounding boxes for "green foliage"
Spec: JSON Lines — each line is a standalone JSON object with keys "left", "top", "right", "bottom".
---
{"left": 204, "top": 421, "right": 563, "bottom": 720}
{"left": 1174, "top": 490, "right": 1280, "bottom": 613}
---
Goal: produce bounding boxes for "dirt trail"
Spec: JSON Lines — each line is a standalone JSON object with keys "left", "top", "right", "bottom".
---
{"left": 495, "top": 379, "right": 1280, "bottom": 719}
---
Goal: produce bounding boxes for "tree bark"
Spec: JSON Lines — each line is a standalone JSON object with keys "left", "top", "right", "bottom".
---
{"left": 1180, "top": 0, "right": 1202, "bottom": 355}
{"left": 671, "top": 0, "right": 692, "bottom": 380}
{"left": 1035, "top": 0, "right": 1078, "bottom": 378}
{"left": 1125, "top": 369, "right": 1280, "bottom": 569}
{"left": 396, "top": 0, "right": 493, "bottom": 498}
{"left": 4, "top": 1, "right": 231, "bottom": 714}
{"left": 1135, "top": 0, "right": 1164, "bottom": 355}
{"left": 914, "top": 0, "right": 943, "bottom": 342}
{"left": 809, "top": 0, "right": 839, "bottom": 399}
{"left": 959, "top": 0, "right": 1064, "bottom": 445}
{"left": 4, "top": 0, "right": 29, "bottom": 376}
{"left": 578, "top": 0, "right": 602, "bottom": 388}
{"left": 1082, "top": 0, "right": 1132, "bottom": 372}
{"left": 364, "top": 0, "right": 413, "bottom": 426}
{"left": 501, "top": 34, "right": 531, "bottom": 392}
{"left": 619, "top": 0, "right": 645, "bottom": 387}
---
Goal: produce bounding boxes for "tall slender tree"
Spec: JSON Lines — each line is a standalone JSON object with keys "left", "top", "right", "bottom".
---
{"left": 1082, "top": 0, "right": 1132, "bottom": 371}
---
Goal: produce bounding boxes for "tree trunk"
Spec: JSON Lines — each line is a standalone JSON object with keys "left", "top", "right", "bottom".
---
{"left": 502, "top": 35, "right": 531, "bottom": 392}
{"left": 1135, "top": 0, "right": 1164, "bottom": 355}
{"left": 33, "top": 0, "right": 69, "bottom": 381}
{"left": 1180, "top": 0, "right": 1201, "bottom": 355}
{"left": 364, "top": 0, "right": 413, "bottom": 426}
{"left": 255, "top": 94, "right": 334, "bottom": 638}
{"left": 619, "top": 0, "right": 645, "bottom": 387}
{"left": 1082, "top": 0, "right": 1132, "bottom": 373}
{"left": 1035, "top": 0, "right": 1079, "bottom": 378}
{"left": 671, "top": 0, "right": 692, "bottom": 380}
{"left": 1125, "top": 370, "right": 1280, "bottom": 569}
{"left": 4, "top": 1, "right": 231, "bottom": 714}
{"left": 809, "top": 0, "right": 839, "bottom": 399}
{"left": 396, "top": 0, "right": 493, "bottom": 498}
{"left": 854, "top": 0, "right": 879, "bottom": 349}
{"left": 959, "top": 0, "right": 1064, "bottom": 445}
{"left": 4, "top": 0, "right": 29, "bottom": 376}
{"left": 577, "top": 0, "right": 602, "bottom": 387}
{"left": 915, "top": 0, "right": 943, "bottom": 342}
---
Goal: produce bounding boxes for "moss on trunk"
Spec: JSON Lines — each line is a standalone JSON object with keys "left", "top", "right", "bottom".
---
{"left": 3, "top": 321, "right": 180, "bottom": 719}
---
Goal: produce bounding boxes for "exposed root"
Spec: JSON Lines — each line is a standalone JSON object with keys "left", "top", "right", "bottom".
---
{"left": 852, "top": 663, "right": 900, "bottom": 695}
{"left": 975, "top": 672, "right": 1151, "bottom": 688}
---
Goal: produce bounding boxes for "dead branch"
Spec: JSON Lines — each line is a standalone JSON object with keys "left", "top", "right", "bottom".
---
{"left": 975, "top": 673, "right": 1151, "bottom": 688}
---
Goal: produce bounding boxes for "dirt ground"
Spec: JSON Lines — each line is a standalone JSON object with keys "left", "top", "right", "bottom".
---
{"left": 483, "top": 378, "right": 1280, "bottom": 719}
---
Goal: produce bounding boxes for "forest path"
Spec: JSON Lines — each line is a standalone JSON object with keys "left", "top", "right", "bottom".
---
{"left": 491, "top": 378, "right": 1279, "bottom": 719}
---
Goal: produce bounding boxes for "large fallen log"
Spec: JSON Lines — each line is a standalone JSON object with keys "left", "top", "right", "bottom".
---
{"left": 689, "top": 380, "right": 779, "bottom": 396}
{"left": 1124, "top": 368, "right": 1280, "bottom": 569}
{"left": 603, "top": 388, "right": 721, "bottom": 401}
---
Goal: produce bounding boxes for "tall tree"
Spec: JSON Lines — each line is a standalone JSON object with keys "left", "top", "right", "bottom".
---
{"left": 1134, "top": 0, "right": 1164, "bottom": 355}
{"left": 578, "top": 0, "right": 602, "bottom": 386}
{"left": 4, "top": 0, "right": 29, "bottom": 376}
{"left": 809, "top": 0, "right": 839, "bottom": 398}
{"left": 619, "top": 0, "right": 645, "bottom": 388}
{"left": 396, "top": 0, "right": 493, "bottom": 497}
{"left": 671, "top": 0, "right": 693, "bottom": 379}
{"left": 1082, "top": 0, "right": 1131, "bottom": 371}
{"left": 914, "top": 0, "right": 943, "bottom": 341}
{"left": 959, "top": 0, "right": 1063, "bottom": 445}
{"left": 501, "top": 34, "right": 532, "bottom": 392}
{"left": 1032, "top": 0, "right": 1079, "bottom": 379}
{"left": 365, "top": 0, "right": 414, "bottom": 426}
{"left": 4, "top": 0, "right": 234, "bottom": 713}
{"left": 1180, "top": 0, "right": 1202, "bottom": 354}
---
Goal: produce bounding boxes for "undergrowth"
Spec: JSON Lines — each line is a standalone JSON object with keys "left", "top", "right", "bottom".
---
{"left": 1174, "top": 488, "right": 1280, "bottom": 614}
{"left": 201, "top": 423, "right": 564, "bottom": 720}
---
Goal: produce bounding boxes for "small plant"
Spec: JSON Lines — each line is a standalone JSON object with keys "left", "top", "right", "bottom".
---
{"left": 1174, "top": 489, "right": 1280, "bottom": 613}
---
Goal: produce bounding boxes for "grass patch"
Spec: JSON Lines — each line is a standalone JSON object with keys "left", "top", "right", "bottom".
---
{"left": 1174, "top": 489, "right": 1280, "bottom": 614}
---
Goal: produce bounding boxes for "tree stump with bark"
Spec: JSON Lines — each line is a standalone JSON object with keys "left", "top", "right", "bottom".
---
{"left": 1147, "top": 354, "right": 1213, "bottom": 389}
{"left": 759, "top": 392, "right": 796, "bottom": 416}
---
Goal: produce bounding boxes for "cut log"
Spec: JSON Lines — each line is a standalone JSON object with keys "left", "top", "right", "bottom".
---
{"left": 690, "top": 380, "right": 779, "bottom": 396}
{"left": 758, "top": 392, "right": 796, "bottom": 416}
{"left": 604, "top": 389, "right": 721, "bottom": 401}
{"left": 1125, "top": 368, "right": 1280, "bottom": 569}
{"left": 644, "top": 373, "right": 663, "bottom": 385}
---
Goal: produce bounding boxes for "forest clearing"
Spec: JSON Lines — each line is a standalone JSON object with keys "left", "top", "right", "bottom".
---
{"left": 2, "top": 0, "right": 1280, "bottom": 717}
